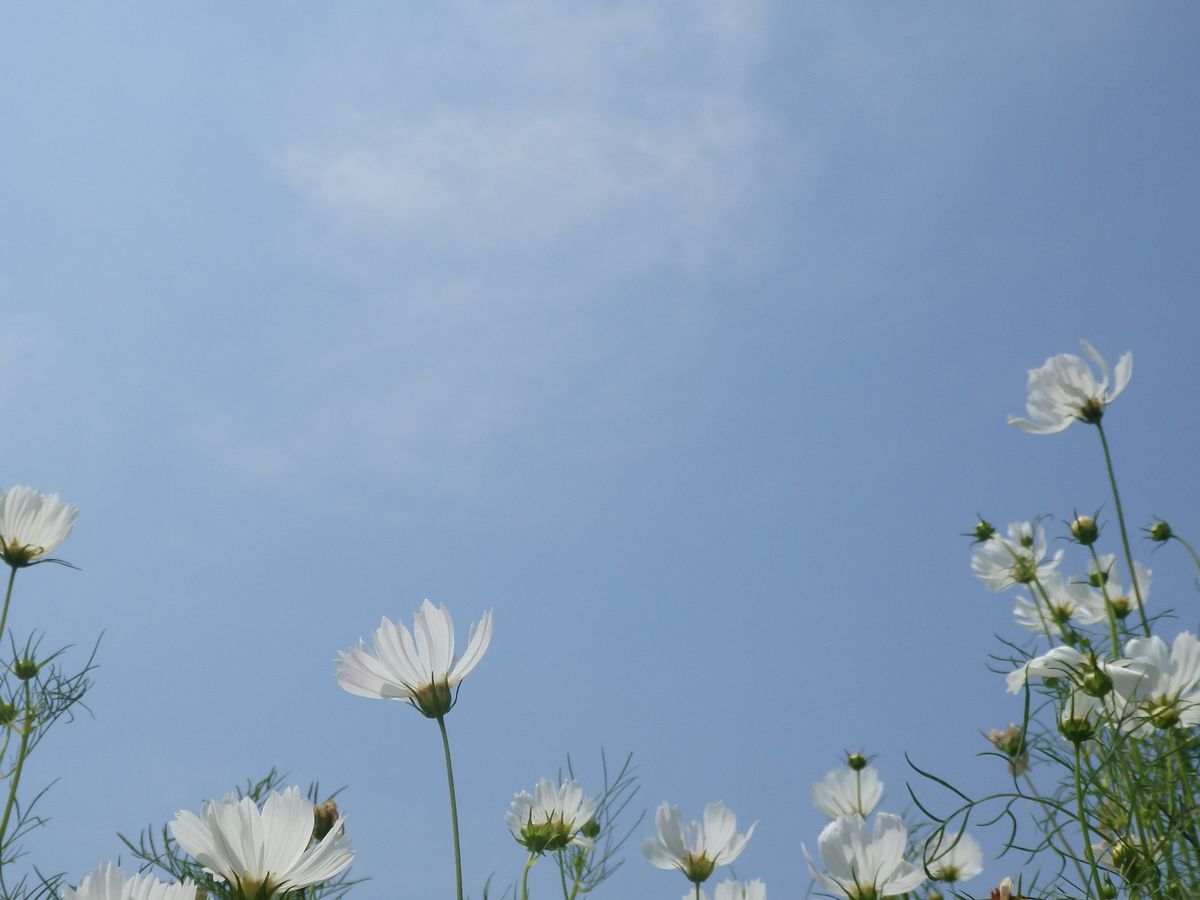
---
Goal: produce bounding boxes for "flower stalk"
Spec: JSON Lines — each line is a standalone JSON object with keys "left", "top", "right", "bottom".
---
{"left": 1095, "top": 422, "right": 1150, "bottom": 636}
{"left": 438, "top": 714, "right": 465, "bottom": 900}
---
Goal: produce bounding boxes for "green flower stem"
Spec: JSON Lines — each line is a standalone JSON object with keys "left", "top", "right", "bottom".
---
{"left": 1095, "top": 421, "right": 1150, "bottom": 636}
{"left": 694, "top": 884, "right": 701, "bottom": 900}
{"left": 1029, "top": 576, "right": 1059, "bottom": 646}
{"left": 436, "top": 714, "right": 464, "bottom": 900}
{"left": 1171, "top": 534, "right": 1200, "bottom": 577}
{"left": 0, "top": 683, "right": 33, "bottom": 857}
{"left": 0, "top": 568, "right": 16, "bottom": 648}
{"left": 1087, "top": 545, "right": 1123, "bottom": 658}
{"left": 520, "top": 853, "right": 536, "bottom": 900}
{"left": 1021, "top": 773, "right": 1089, "bottom": 889}
{"left": 557, "top": 854, "right": 570, "bottom": 900}
{"left": 1073, "top": 741, "right": 1102, "bottom": 896}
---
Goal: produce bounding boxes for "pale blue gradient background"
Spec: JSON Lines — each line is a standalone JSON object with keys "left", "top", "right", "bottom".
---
{"left": 3, "top": 3, "right": 1200, "bottom": 897}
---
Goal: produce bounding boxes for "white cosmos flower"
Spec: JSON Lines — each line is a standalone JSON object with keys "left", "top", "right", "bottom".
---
{"left": 170, "top": 786, "right": 353, "bottom": 898}
{"left": 1123, "top": 633, "right": 1200, "bottom": 732}
{"left": 507, "top": 778, "right": 598, "bottom": 854}
{"left": 1005, "top": 645, "right": 1150, "bottom": 701}
{"left": 1012, "top": 572, "right": 1106, "bottom": 635}
{"left": 690, "top": 879, "right": 767, "bottom": 900}
{"left": 924, "top": 830, "right": 984, "bottom": 883}
{"left": 643, "top": 801, "right": 756, "bottom": 884}
{"left": 804, "top": 812, "right": 925, "bottom": 899}
{"left": 1008, "top": 340, "right": 1132, "bottom": 434}
{"left": 1089, "top": 553, "right": 1151, "bottom": 621}
{"left": 63, "top": 864, "right": 195, "bottom": 900}
{"left": 811, "top": 765, "right": 883, "bottom": 818}
{"left": 336, "top": 599, "right": 493, "bottom": 718}
{"left": 0, "top": 485, "right": 79, "bottom": 568}
{"left": 971, "top": 522, "right": 1062, "bottom": 593}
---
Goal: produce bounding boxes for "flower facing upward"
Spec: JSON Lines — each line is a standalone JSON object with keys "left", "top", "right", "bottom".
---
{"left": 804, "top": 812, "right": 925, "bottom": 899}
{"left": 923, "top": 831, "right": 983, "bottom": 883}
{"left": 1008, "top": 340, "right": 1132, "bottom": 434}
{"left": 63, "top": 864, "right": 196, "bottom": 900}
{"left": 507, "top": 778, "right": 599, "bottom": 855}
{"left": 0, "top": 485, "right": 78, "bottom": 568}
{"left": 335, "top": 600, "right": 493, "bottom": 718}
{"left": 170, "top": 787, "right": 353, "bottom": 899}
{"left": 643, "top": 801, "right": 756, "bottom": 884}
{"left": 811, "top": 765, "right": 883, "bottom": 818}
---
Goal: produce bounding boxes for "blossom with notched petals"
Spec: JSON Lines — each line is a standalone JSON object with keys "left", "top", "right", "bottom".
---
{"left": 336, "top": 600, "right": 492, "bottom": 718}
{"left": 1008, "top": 340, "right": 1131, "bottom": 434}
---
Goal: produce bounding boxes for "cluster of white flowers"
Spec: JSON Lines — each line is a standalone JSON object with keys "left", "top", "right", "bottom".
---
{"left": 804, "top": 759, "right": 982, "bottom": 899}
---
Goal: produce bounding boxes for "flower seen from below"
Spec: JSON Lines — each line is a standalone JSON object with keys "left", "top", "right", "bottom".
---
{"left": 1012, "top": 571, "right": 1105, "bottom": 636}
{"left": 971, "top": 522, "right": 1062, "bottom": 592}
{"left": 1005, "top": 645, "right": 1149, "bottom": 702}
{"left": 170, "top": 786, "right": 353, "bottom": 899}
{"left": 804, "top": 812, "right": 925, "bottom": 899}
{"left": 335, "top": 599, "right": 493, "bottom": 718}
{"left": 924, "top": 830, "right": 983, "bottom": 883}
{"left": 690, "top": 879, "right": 766, "bottom": 900}
{"left": 811, "top": 764, "right": 883, "bottom": 818}
{"left": 63, "top": 864, "right": 196, "bottom": 900}
{"left": 1008, "top": 339, "right": 1131, "bottom": 434}
{"left": 643, "top": 801, "right": 756, "bottom": 885}
{"left": 1088, "top": 553, "right": 1150, "bottom": 620}
{"left": 507, "top": 777, "right": 598, "bottom": 855}
{"left": 1123, "top": 632, "right": 1200, "bottom": 732}
{"left": 0, "top": 485, "right": 78, "bottom": 568}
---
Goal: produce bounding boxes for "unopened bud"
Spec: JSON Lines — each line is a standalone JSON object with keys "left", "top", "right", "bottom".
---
{"left": 13, "top": 659, "right": 38, "bottom": 681}
{"left": 1070, "top": 515, "right": 1099, "bottom": 545}
{"left": 971, "top": 520, "right": 996, "bottom": 543}
{"left": 1080, "top": 661, "right": 1112, "bottom": 698}
{"left": 1098, "top": 877, "right": 1118, "bottom": 899}
{"left": 990, "top": 876, "right": 1016, "bottom": 900}
{"left": 1110, "top": 596, "right": 1132, "bottom": 619}
{"left": 0, "top": 702, "right": 15, "bottom": 726}
{"left": 846, "top": 753, "right": 867, "bottom": 771}
{"left": 313, "top": 799, "right": 339, "bottom": 841}
{"left": 1060, "top": 713, "right": 1096, "bottom": 745}
{"left": 579, "top": 818, "right": 601, "bottom": 839}
{"left": 1149, "top": 520, "right": 1172, "bottom": 543}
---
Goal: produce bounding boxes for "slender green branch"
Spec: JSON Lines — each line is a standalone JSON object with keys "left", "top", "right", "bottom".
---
{"left": 0, "top": 568, "right": 16, "bottom": 648}
{"left": 1073, "top": 741, "right": 1102, "bottom": 895}
{"left": 0, "top": 683, "right": 34, "bottom": 856}
{"left": 437, "top": 714, "right": 465, "bottom": 900}
{"left": 1095, "top": 422, "right": 1150, "bottom": 635}
{"left": 1170, "top": 534, "right": 1200, "bottom": 577}
{"left": 520, "top": 853, "right": 536, "bottom": 900}
{"left": 1087, "top": 545, "right": 1123, "bottom": 658}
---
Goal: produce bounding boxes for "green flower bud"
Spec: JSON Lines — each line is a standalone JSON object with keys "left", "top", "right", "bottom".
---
{"left": 13, "top": 658, "right": 38, "bottom": 681}
{"left": 971, "top": 520, "right": 996, "bottom": 543}
{"left": 1148, "top": 701, "right": 1180, "bottom": 730}
{"left": 313, "top": 800, "right": 339, "bottom": 841}
{"left": 1018, "top": 532, "right": 1034, "bottom": 549}
{"left": 846, "top": 752, "right": 867, "bottom": 771}
{"left": 0, "top": 702, "right": 16, "bottom": 726}
{"left": 1080, "top": 662, "right": 1112, "bottom": 698}
{"left": 1059, "top": 714, "right": 1096, "bottom": 744}
{"left": 579, "top": 818, "right": 601, "bottom": 839}
{"left": 1070, "top": 515, "right": 1099, "bottom": 545}
{"left": 1111, "top": 840, "right": 1149, "bottom": 882}
{"left": 1098, "top": 877, "right": 1118, "bottom": 899}
{"left": 1149, "top": 520, "right": 1172, "bottom": 543}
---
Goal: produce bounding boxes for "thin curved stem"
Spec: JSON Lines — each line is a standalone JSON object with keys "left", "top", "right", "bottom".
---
{"left": 1073, "top": 741, "right": 1102, "bottom": 895}
{"left": 0, "top": 682, "right": 33, "bottom": 856}
{"left": 1095, "top": 421, "right": 1150, "bottom": 635}
{"left": 437, "top": 714, "right": 464, "bottom": 900}
{"left": 1171, "top": 534, "right": 1200, "bottom": 577}
{"left": 520, "top": 853, "right": 536, "bottom": 900}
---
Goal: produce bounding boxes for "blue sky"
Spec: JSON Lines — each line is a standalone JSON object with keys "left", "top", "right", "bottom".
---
{"left": 3, "top": 3, "right": 1200, "bottom": 897}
